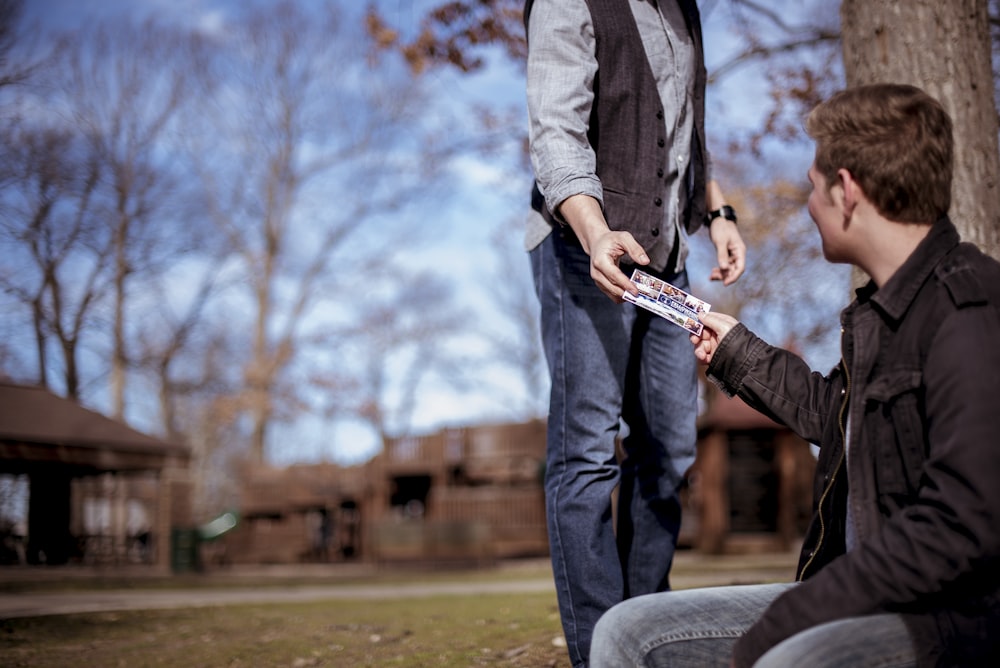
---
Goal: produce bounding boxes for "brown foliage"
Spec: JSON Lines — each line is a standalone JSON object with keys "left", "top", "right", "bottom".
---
{"left": 365, "top": 0, "right": 525, "bottom": 75}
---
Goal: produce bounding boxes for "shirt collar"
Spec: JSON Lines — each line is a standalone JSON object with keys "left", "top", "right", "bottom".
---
{"left": 856, "top": 217, "right": 961, "bottom": 322}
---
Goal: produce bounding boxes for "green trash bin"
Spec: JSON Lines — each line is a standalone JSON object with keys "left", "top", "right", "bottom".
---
{"left": 170, "top": 527, "right": 200, "bottom": 573}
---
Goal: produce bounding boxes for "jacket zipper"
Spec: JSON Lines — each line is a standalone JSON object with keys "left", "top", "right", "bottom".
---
{"left": 798, "top": 327, "right": 851, "bottom": 581}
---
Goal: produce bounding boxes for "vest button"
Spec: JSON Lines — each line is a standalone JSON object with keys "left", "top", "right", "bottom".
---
{"left": 651, "top": 228, "right": 660, "bottom": 237}
{"left": 654, "top": 197, "right": 662, "bottom": 207}
{"left": 657, "top": 138, "right": 665, "bottom": 147}
{"left": 657, "top": 168, "right": 664, "bottom": 178}
{"left": 656, "top": 109, "right": 664, "bottom": 120}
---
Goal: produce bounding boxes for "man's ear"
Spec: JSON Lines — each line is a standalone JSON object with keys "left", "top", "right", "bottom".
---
{"left": 837, "top": 168, "right": 859, "bottom": 219}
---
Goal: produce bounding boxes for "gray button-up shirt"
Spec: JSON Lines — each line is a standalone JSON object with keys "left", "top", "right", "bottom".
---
{"left": 526, "top": 0, "right": 699, "bottom": 272}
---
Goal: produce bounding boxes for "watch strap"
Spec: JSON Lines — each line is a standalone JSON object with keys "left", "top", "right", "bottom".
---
{"left": 704, "top": 204, "right": 737, "bottom": 226}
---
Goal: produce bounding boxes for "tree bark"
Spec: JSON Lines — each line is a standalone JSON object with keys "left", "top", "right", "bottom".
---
{"left": 840, "top": 0, "right": 1000, "bottom": 261}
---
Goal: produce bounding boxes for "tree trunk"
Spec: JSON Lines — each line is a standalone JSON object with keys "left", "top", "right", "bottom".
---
{"left": 840, "top": 0, "right": 1000, "bottom": 262}
{"left": 111, "top": 211, "right": 129, "bottom": 420}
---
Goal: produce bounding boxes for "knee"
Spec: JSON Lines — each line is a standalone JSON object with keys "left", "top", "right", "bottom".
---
{"left": 590, "top": 602, "right": 639, "bottom": 667}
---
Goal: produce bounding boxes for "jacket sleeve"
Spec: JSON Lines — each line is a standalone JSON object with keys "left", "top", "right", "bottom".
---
{"left": 707, "top": 322, "right": 841, "bottom": 445}
{"left": 730, "top": 306, "right": 1000, "bottom": 667}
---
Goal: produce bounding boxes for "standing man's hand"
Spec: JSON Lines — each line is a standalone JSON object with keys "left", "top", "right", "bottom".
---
{"left": 559, "top": 194, "right": 650, "bottom": 302}
{"left": 705, "top": 179, "right": 746, "bottom": 286}
{"left": 708, "top": 219, "right": 745, "bottom": 285}
{"left": 587, "top": 230, "right": 649, "bottom": 301}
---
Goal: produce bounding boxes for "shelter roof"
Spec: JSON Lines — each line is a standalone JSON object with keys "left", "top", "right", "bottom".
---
{"left": 0, "top": 382, "right": 188, "bottom": 474}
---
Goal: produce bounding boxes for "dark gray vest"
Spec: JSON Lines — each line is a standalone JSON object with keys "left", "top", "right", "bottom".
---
{"left": 526, "top": 0, "right": 708, "bottom": 252}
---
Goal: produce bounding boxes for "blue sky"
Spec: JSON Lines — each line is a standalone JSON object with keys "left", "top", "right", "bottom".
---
{"left": 14, "top": 0, "right": 846, "bottom": 464}
{"left": 15, "top": 0, "right": 544, "bottom": 464}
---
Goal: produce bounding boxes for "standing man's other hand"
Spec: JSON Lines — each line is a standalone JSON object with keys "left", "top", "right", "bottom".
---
{"left": 704, "top": 179, "right": 746, "bottom": 286}
{"left": 708, "top": 219, "right": 746, "bottom": 286}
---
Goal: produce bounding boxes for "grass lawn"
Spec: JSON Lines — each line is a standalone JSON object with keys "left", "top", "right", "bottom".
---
{"left": 0, "top": 572, "right": 571, "bottom": 667}
{"left": 0, "top": 549, "right": 798, "bottom": 666}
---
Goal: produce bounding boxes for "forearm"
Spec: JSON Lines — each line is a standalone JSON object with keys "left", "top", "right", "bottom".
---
{"left": 707, "top": 323, "right": 837, "bottom": 444}
{"left": 557, "top": 194, "right": 608, "bottom": 256}
{"left": 706, "top": 178, "right": 727, "bottom": 211}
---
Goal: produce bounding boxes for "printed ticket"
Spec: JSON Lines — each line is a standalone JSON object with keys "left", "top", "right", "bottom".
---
{"left": 622, "top": 268, "right": 711, "bottom": 336}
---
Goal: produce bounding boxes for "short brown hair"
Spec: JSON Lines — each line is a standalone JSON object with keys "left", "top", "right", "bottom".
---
{"left": 806, "top": 83, "right": 953, "bottom": 223}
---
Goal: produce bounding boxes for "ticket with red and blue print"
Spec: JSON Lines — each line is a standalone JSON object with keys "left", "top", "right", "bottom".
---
{"left": 622, "top": 268, "right": 711, "bottom": 336}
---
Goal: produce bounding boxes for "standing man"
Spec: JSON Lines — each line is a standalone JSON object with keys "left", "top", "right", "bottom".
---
{"left": 524, "top": 1, "right": 746, "bottom": 666}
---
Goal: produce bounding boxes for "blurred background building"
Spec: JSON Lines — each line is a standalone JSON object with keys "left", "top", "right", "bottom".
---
{"left": 1, "top": 381, "right": 814, "bottom": 572}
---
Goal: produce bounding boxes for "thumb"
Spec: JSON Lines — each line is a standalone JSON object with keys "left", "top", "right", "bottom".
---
{"left": 716, "top": 243, "right": 731, "bottom": 271}
{"left": 621, "top": 234, "right": 649, "bottom": 266}
{"left": 700, "top": 311, "right": 724, "bottom": 328}
{"left": 700, "top": 311, "right": 738, "bottom": 340}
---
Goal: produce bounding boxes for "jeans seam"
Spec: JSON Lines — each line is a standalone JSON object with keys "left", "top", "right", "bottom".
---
{"left": 640, "top": 628, "right": 745, "bottom": 659}
{"left": 865, "top": 652, "right": 914, "bottom": 668}
{"left": 549, "top": 247, "right": 581, "bottom": 664}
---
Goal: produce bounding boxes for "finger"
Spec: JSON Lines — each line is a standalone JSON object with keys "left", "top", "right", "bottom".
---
{"left": 700, "top": 311, "right": 724, "bottom": 329}
{"left": 694, "top": 342, "right": 713, "bottom": 364}
{"left": 590, "top": 265, "right": 631, "bottom": 302}
{"left": 716, "top": 245, "right": 732, "bottom": 275}
{"left": 699, "top": 312, "right": 737, "bottom": 341}
{"left": 724, "top": 245, "right": 746, "bottom": 285}
{"left": 622, "top": 237, "right": 650, "bottom": 266}
{"left": 595, "top": 278, "right": 627, "bottom": 303}
{"left": 699, "top": 313, "right": 727, "bottom": 338}
{"left": 593, "top": 261, "right": 635, "bottom": 299}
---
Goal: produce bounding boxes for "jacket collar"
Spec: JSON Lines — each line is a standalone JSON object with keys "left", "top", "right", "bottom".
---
{"left": 855, "top": 217, "right": 961, "bottom": 322}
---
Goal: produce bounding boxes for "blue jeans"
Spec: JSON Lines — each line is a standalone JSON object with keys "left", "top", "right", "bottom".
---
{"left": 531, "top": 231, "right": 698, "bottom": 668}
{"left": 590, "top": 582, "right": 917, "bottom": 667}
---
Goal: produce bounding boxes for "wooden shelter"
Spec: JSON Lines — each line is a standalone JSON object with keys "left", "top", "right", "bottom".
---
{"left": 368, "top": 420, "right": 548, "bottom": 564}
{"left": 219, "top": 407, "right": 816, "bottom": 565}
{"left": 219, "top": 420, "right": 549, "bottom": 566}
{"left": 686, "top": 386, "right": 815, "bottom": 554}
{"left": 0, "top": 382, "right": 190, "bottom": 569}
{"left": 218, "top": 462, "right": 368, "bottom": 565}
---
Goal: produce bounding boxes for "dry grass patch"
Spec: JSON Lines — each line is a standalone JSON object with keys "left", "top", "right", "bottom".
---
{"left": 0, "top": 591, "right": 570, "bottom": 667}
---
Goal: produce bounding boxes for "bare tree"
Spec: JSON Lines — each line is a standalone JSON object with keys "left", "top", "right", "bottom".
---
{"left": 0, "top": 0, "right": 39, "bottom": 93}
{"left": 133, "top": 264, "right": 229, "bottom": 443}
{"left": 0, "top": 123, "right": 109, "bottom": 399}
{"left": 470, "top": 219, "right": 548, "bottom": 419}
{"left": 308, "top": 270, "right": 476, "bottom": 446}
{"left": 0, "top": 0, "right": 99, "bottom": 393}
{"left": 49, "top": 19, "right": 207, "bottom": 418}
{"left": 1, "top": 1, "right": 488, "bottom": 483}
{"left": 187, "top": 2, "right": 465, "bottom": 463}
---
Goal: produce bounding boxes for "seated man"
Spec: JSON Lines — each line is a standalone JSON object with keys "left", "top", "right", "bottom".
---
{"left": 590, "top": 83, "right": 1000, "bottom": 668}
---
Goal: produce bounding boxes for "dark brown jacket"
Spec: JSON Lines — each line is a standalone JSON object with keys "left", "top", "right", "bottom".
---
{"left": 708, "top": 219, "right": 1000, "bottom": 667}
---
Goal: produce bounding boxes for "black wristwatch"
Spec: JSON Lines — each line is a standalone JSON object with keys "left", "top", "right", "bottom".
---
{"left": 704, "top": 205, "right": 737, "bottom": 226}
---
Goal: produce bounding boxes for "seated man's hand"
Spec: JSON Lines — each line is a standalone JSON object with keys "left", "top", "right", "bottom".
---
{"left": 690, "top": 311, "right": 739, "bottom": 364}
